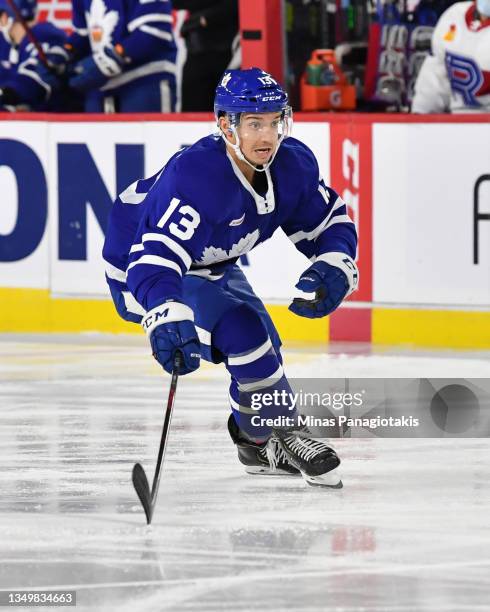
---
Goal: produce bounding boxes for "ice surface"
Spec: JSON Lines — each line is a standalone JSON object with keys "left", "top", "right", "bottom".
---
{"left": 0, "top": 335, "right": 489, "bottom": 611}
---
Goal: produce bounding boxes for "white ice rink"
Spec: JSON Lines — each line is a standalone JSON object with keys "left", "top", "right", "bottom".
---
{"left": 1, "top": 334, "right": 489, "bottom": 611}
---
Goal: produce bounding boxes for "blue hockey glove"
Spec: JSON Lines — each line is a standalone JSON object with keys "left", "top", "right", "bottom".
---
{"left": 142, "top": 301, "right": 201, "bottom": 376}
{"left": 69, "top": 45, "right": 126, "bottom": 92}
{"left": 289, "top": 253, "right": 359, "bottom": 318}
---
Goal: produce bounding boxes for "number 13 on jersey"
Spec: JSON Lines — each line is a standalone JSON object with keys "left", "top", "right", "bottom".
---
{"left": 157, "top": 197, "right": 201, "bottom": 241}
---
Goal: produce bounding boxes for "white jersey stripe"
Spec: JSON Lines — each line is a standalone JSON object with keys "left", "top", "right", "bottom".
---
{"left": 228, "top": 338, "right": 273, "bottom": 366}
{"left": 196, "top": 326, "right": 211, "bottom": 345}
{"left": 18, "top": 61, "right": 51, "bottom": 95}
{"left": 331, "top": 195, "right": 345, "bottom": 213}
{"left": 228, "top": 392, "right": 258, "bottom": 415}
{"left": 187, "top": 269, "right": 225, "bottom": 281}
{"left": 139, "top": 232, "right": 192, "bottom": 269}
{"left": 287, "top": 196, "right": 347, "bottom": 244}
{"left": 238, "top": 365, "right": 284, "bottom": 392}
{"left": 105, "top": 262, "right": 127, "bottom": 282}
{"left": 288, "top": 216, "right": 330, "bottom": 245}
{"left": 119, "top": 181, "right": 147, "bottom": 205}
{"left": 129, "top": 243, "right": 145, "bottom": 254}
{"left": 122, "top": 291, "right": 146, "bottom": 316}
{"left": 127, "top": 255, "right": 182, "bottom": 276}
{"left": 139, "top": 25, "right": 173, "bottom": 42}
{"left": 318, "top": 182, "right": 331, "bottom": 206}
{"left": 101, "top": 60, "right": 177, "bottom": 91}
{"left": 324, "top": 214, "right": 354, "bottom": 229}
{"left": 127, "top": 13, "right": 173, "bottom": 32}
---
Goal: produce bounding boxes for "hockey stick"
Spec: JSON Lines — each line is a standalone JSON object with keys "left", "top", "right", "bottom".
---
{"left": 4, "top": 0, "right": 51, "bottom": 68}
{"left": 132, "top": 351, "right": 182, "bottom": 524}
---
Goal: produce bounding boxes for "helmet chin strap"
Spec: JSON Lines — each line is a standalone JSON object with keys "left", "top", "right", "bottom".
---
{"left": 220, "top": 126, "right": 284, "bottom": 173}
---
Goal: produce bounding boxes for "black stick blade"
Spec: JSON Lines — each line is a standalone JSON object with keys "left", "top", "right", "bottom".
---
{"left": 132, "top": 462, "right": 153, "bottom": 524}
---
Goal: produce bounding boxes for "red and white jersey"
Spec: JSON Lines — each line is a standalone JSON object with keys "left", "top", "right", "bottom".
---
{"left": 412, "top": 1, "right": 490, "bottom": 112}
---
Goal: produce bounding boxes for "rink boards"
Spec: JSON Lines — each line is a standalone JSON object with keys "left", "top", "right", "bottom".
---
{"left": 0, "top": 113, "right": 489, "bottom": 348}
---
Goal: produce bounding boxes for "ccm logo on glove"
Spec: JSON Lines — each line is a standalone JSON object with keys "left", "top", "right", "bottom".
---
{"left": 142, "top": 301, "right": 201, "bottom": 375}
{"left": 142, "top": 302, "right": 193, "bottom": 336}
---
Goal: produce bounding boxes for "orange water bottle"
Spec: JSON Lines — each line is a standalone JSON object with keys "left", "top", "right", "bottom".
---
{"left": 302, "top": 49, "right": 356, "bottom": 111}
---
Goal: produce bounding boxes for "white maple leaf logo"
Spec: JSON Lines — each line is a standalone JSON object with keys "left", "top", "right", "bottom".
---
{"left": 198, "top": 230, "right": 260, "bottom": 265}
{"left": 86, "top": 0, "right": 119, "bottom": 49}
{"left": 221, "top": 73, "right": 232, "bottom": 88}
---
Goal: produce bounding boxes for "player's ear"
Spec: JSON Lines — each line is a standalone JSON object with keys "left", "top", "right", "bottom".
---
{"left": 219, "top": 116, "right": 234, "bottom": 141}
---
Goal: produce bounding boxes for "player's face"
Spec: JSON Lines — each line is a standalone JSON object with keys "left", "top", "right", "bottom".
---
{"left": 236, "top": 113, "right": 282, "bottom": 165}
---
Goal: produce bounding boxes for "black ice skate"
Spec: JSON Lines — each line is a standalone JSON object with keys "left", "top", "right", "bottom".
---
{"left": 227, "top": 415, "right": 300, "bottom": 476}
{"left": 273, "top": 427, "right": 343, "bottom": 488}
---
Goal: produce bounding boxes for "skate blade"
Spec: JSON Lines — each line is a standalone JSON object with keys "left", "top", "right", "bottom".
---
{"left": 304, "top": 469, "right": 343, "bottom": 489}
{"left": 245, "top": 466, "right": 301, "bottom": 477}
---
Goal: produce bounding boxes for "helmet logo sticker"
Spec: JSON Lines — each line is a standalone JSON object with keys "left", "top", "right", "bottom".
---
{"left": 221, "top": 73, "right": 232, "bottom": 88}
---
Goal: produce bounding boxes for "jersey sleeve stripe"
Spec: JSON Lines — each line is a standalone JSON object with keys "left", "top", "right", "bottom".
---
{"left": 119, "top": 181, "right": 148, "bottom": 205}
{"left": 122, "top": 291, "right": 146, "bottom": 316}
{"left": 195, "top": 325, "right": 211, "bottom": 345}
{"left": 140, "top": 232, "right": 192, "bottom": 269}
{"left": 18, "top": 61, "right": 51, "bottom": 95}
{"left": 105, "top": 262, "right": 127, "bottom": 282}
{"left": 101, "top": 60, "right": 177, "bottom": 90}
{"left": 127, "top": 254, "right": 182, "bottom": 276}
{"left": 127, "top": 14, "right": 173, "bottom": 32}
{"left": 287, "top": 216, "right": 330, "bottom": 244}
{"left": 323, "top": 214, "right": 355, "bottom": 229}
{"left": 128, "top": 241, "right": 188, "bottom": 275}
{"left": 139, "top": 25, "right": 173, "bottom": 41}
{"left": 287, "top": 195, "right": 347, "bottom": 244}
{"left": 330, "top": 195, "right": 345, "bottom": 213}
{"left": 47, "top": 47, "right": 69, "bottom": 60}
{"left": 318, "top": 182, "right": 331, "bottom": 205}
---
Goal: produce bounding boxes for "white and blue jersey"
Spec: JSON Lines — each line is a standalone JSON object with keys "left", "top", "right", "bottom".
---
{"left": 0, "top": 23, "right": 68, "bottom": 110}
{"left": 103, "top": 134, "right": 357, "bottom": 437}
{"left": 103, "top": 134, "right": 357, "bottom": 318}
{"left": 69, "top": 0, "right": 177, "bottom": 93}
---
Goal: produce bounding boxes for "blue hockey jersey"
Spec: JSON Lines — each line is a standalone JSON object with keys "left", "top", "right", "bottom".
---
{"left": 102, "top": 134, "right": 358, "bottom": 317}
{"left": 0, "top": 23, "right": 68, "bottom": 110}
{"left": 68, "top": 0, "right": 177, "bottom": 91}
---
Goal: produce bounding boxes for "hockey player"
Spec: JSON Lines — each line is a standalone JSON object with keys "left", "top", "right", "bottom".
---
{"left": 0, "top": 0, "right": 68, "bottom": 111}
{"left": 412, "top": 0, "right": 490, "bottom": 112}
{"left": 66, "top": 0, "right": 177, "bottom": 112}
{"left": 103, "top": 68, "right": 358, "bottom": 487}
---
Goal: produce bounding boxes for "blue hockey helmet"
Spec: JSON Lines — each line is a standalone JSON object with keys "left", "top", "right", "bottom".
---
{"left": 214, "top": 68, "right": 292, "bottom": 172}
{"left": 214, "top": 67, "right": 289, "bottom": 116}
{"left": 0, "top": 0, "right": 37, "bottom": 21}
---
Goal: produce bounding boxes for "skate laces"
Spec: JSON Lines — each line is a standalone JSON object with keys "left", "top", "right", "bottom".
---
{"left": 260, "top": 438, "right": 289, "bottom": 472}
{"left": 284, "top": 434, "right": 330, "bottom": 462}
